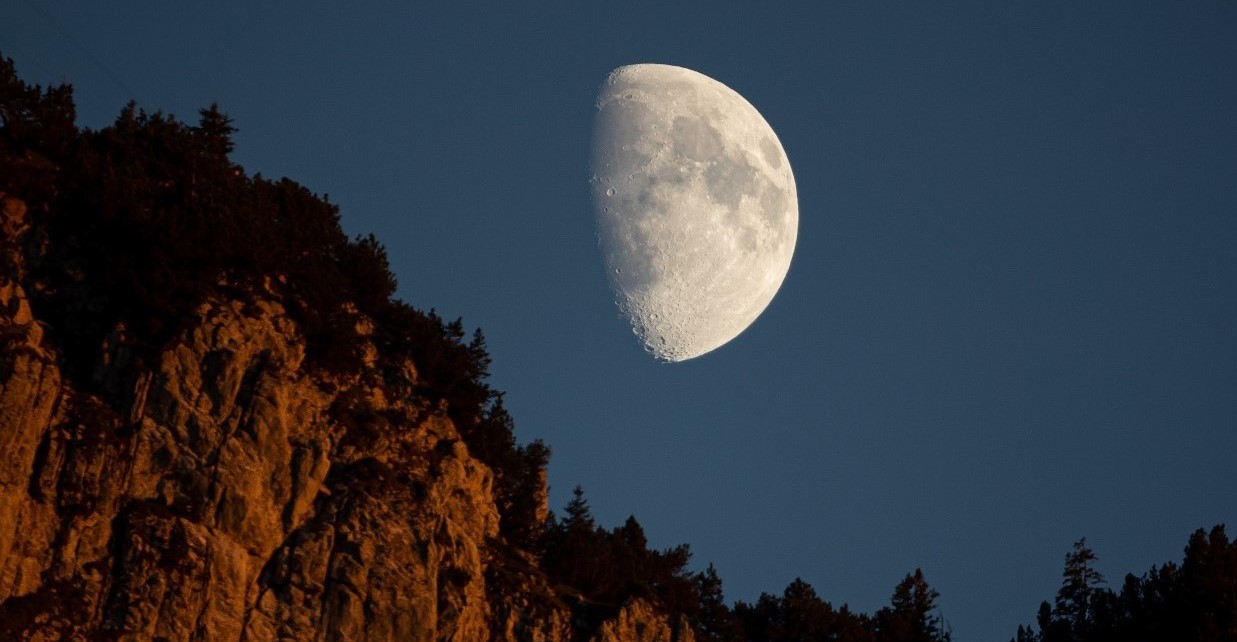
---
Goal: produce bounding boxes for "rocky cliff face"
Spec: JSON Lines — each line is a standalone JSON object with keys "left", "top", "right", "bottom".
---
{"left": 0, "top": 193, "right": 692, "bottom": 642}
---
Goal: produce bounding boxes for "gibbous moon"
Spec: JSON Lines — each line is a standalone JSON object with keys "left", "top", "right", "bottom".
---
{"left": 591, "top": 64, "right": 798, "bottom": 362}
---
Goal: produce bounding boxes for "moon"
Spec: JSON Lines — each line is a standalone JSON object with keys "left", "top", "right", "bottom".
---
{"left": 591, "top": 64, "right": 798, "bottom": 362}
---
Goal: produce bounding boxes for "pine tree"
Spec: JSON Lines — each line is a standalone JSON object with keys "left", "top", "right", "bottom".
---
{"left": 1056, "top": 538, "right": 1104, "bottom": 634}
{"left": 781, "top": 578, "right": 832, "bottom": 641}
{"left": 694, "top": 564, "right": 742, "bottom": 642}
{"left": 563, "top": 485, "right": 594, "bottom": 532}
{"left": 194, "top": 103, "right": 236, "bottom": 156}
{"left": 544, "top": 485, "right": 609, "bottom": 598}
{"left": 878, "top": 569, "right": 950, "bottom": 642}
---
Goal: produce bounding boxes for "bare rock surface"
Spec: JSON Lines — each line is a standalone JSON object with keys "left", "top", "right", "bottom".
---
{"left": 0, "top": 197, "right": 687, "bottom": 641}
{"left": 589, "top": 599, "right": 695, "bottom": 642}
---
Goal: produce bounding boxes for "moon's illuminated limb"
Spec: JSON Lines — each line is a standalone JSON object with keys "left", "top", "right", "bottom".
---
{"left": 591, "top": 64, "right": 798, "bottom": 362}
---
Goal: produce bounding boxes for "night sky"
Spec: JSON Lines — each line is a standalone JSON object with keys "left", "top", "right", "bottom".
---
{"left": 5, "top": 3, "right": 1236, "bottom": 639}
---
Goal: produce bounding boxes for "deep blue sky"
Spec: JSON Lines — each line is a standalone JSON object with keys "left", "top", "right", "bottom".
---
{"left": 5, "top": 3, "right": 1236, "bottom": 639}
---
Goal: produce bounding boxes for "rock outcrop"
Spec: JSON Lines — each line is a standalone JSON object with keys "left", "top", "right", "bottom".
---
{"left": 589, "top": 600, "right": 693, "bottom": 642}
{"left": 0, "top": 193, "right": 692, "bottom": 641}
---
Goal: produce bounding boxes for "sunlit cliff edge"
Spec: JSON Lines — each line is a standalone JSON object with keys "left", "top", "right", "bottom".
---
{"left": 0, "top": 189, "right": 689, "bottom": 641}
{"left": 0, "top": 49, "right": 697, "bottom": 639}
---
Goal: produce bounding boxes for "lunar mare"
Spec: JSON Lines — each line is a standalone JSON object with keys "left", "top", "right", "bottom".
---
{"left": 591, "top": 64, "right": 798, "bottom": 362}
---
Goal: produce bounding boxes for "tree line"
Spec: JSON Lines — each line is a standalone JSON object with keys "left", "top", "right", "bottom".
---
{"left": 539, "top": 485, "right": 952, "bottom": 642}
{"left": 1014, "top": 526, "right": 1237, "bottom": 642}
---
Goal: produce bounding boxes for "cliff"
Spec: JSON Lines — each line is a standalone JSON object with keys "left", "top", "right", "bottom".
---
{"left": 0, "top": 191, "right": 692, "bottom": 641}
